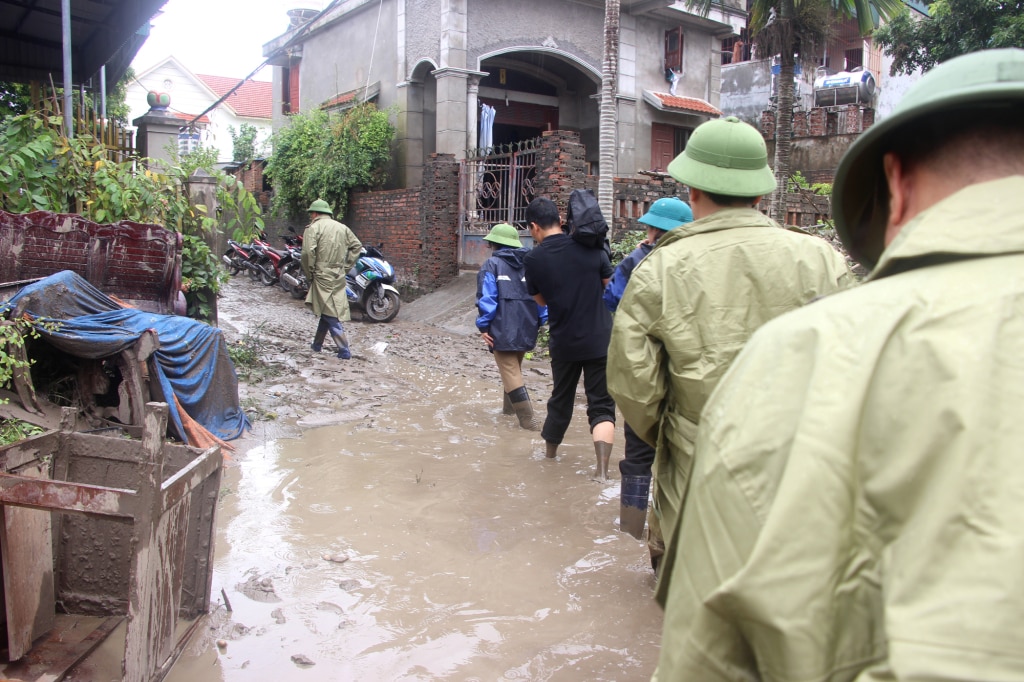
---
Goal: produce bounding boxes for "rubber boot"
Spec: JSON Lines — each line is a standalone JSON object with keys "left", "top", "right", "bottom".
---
{"left": 502, "top": 392, "right": 514, "bottom": 415}
{"left": 311, "top": 318, "right": 328, "bottom": 352}
{"left": 619, "top": 474, "right": 651, "bottom": 540}
{"left": 545, "top": 441, "right": 559, "bottom": 459}
{"left": 593, "top": 441, "right": 612, "bottom": 481}
{"left": 323, "top": 316, "right": 351, "bottom": 359}
{"left": 508, "top": 386, "right": 540, "bottom": 431}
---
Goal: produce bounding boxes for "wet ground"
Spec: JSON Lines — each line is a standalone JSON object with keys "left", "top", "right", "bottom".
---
{"left": 163, "top": 275, "right": 664, "bottom": 681}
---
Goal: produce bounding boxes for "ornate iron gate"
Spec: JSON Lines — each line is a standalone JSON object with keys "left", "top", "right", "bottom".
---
{"left": 458, "top": 137, "right": 540, "bottom": 267}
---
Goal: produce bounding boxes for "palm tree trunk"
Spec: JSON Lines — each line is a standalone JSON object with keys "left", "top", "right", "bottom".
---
{"left": 771, "top": 0, "right": 795, "bottom": 225}
{"left": 599, "top": 0, "right": 620, "bottom": 228}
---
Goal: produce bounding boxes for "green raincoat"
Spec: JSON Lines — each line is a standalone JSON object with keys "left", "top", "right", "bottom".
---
{"left": 655, "top": 176, "right": 1024, "bottom": 680}
{"left": 607, "top": 208, "right": 854, "bottom": 557}
{"left": 301, "top": 214, "right": 362, "bottom": 321}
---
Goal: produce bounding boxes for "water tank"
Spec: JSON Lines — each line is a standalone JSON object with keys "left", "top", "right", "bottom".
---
{"left": 813, "top": 67, "right": 876, "bottom": 108}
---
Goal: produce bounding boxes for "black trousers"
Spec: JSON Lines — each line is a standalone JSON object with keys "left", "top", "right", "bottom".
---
{"left": 542, "top": 356, "right": 615, "bottom": 445}
{"left": 619, "top": 421, "right": 655, "bottom": 477}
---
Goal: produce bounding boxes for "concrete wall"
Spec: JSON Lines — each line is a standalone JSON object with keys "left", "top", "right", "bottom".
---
{"left": 720, "top": 59, "right": 772, "bottom": 124}
{"left": 464, "top": 0, "right": 604, "bottom": 69}
{"left": 292, "top": 2, "right": 399, "bottom": 115}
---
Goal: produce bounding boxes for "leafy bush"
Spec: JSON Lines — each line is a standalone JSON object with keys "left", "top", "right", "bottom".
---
{"left": 610, "top": 229, "right": 647, "bottom": 267}
{"left": 0, "top": 112, "right": 263, "bottom": 320}
{"left": 265, "top": 104, "right": 395, "bottom": 221}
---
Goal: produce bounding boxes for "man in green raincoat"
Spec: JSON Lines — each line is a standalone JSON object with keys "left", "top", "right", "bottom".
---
{"left": 301, "top": 199, "right": 362, "bottom": 359}
{"left": 654, "top": 48, "right": 1024, "bottom": 680}
{"left": 607, "top": 117, "right": 853, "bottom": 570}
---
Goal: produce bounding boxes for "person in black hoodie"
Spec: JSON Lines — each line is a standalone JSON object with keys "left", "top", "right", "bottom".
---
{"left": 476, "top": 223, "right": 548, "bottom": 430}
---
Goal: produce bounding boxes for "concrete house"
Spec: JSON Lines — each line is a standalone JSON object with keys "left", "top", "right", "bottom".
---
{"left": 262, "top": 0, "right": 744, "bottom": 189}
{"left": 127, "top": 56, "right": 273, "bottom": 163}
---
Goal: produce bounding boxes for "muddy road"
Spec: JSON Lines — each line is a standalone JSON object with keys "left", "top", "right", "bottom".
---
{"left": 167, "top": 275, "right": 663, "bottom": 681}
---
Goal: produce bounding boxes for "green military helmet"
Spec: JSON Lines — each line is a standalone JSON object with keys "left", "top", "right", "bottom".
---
{"left": 483, "top": 223, "right": 523, "bottom": 248}
{"left": 833, "top": 48, "right": 1024, "bottom": 268}
{"left": 667, "top": 116, "right": 777, "bottom": 197}
{"left": 307, "top": 199, "right": 333, "bottom": 216}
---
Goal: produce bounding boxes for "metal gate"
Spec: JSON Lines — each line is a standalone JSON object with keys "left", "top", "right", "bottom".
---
{"left": 458, "top": 137, "right": 540, "bottom": 267}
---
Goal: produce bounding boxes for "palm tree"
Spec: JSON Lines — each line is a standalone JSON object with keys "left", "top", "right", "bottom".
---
{"left": 599, "top": 0, "right": 620, "bottom": 224}
{"left": 689, "top": 0, "right": 903, "bottom": 223}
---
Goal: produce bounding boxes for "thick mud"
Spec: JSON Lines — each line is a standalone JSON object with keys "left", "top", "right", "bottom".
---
{"left": 167, "top": 275, "right": 663, "bottom": 680}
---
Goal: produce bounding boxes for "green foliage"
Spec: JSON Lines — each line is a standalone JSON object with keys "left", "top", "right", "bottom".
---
{"left": 788, "top": 171, "right": 832, "bottom": 195}
{"left": 0, "top": 318, "right": 41, "bottom": 406}
{"left": 229, "top": 123, "right": 261, "bottom": 165}
{"left": 265, "top": 104, "right": 396, "bottom": 221}
{"left": 0, "top": 68, "right": 134, "bottom": 125}
{"left": 0, "top": 111, "right": 263, "bottom": 321}
{"left": 610, "top": 229, "right": 647, "bottom": 267}
{"left": 875, "top": 0, "right": 1024, "bottom": 76}
{"left": 0, "top": 418, "right": 44, "bottom": 446}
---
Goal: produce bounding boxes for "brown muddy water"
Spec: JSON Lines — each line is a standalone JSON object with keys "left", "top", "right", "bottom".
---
{"left": 75, "top": 275, "right": 664, "bottom": 681}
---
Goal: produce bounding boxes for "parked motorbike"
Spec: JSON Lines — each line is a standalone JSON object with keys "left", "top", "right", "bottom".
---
{"left": 277, "top": 227, "right": 306, "bottom": 298}
{"left": 346, "top": 244, "right": 401, "bottom": 322}
{"left": 222, "top": 238, "right": 259, "bottom": 276}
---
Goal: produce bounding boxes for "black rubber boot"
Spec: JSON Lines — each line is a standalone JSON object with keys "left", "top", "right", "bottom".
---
{"left": 545, "top": 441, "right": 559, "bottom": 459}
{"left": 593, "top": 441, "right": 612, "bottom": 482}
{"left": 508, "top": 386, "right": 540, "bottom": 431}
{"left": 619, "top": 474, "right": 651, "bottom": 539}
{"left": 311, "top": 318, "right": 328, "bottom": 351}
{"left": 502, "top": 392, "right": 514, "bottom": 415}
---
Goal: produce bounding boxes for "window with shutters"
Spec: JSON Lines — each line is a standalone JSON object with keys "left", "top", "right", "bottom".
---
{"left": 281, "top": 63, "right": 300, "bottom": 115}
{"left": 664, "top": 27, "right": 684, "bottom": 72}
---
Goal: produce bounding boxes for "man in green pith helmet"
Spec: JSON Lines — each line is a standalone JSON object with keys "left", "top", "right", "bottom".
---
{"left": 301, "top": 199, "right": 362, "bottom": 359}
{"left": 652, "top": 48, "right": 1024, "bottom": 681}
{"left": 607, "top": 116, "right": 854, "bottom": 572}
{"left": 475, "top": 223, "right": 548, "bottom": 430}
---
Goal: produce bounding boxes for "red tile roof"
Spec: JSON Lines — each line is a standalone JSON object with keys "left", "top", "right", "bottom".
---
{"left": 322, "top": 90, "right": 357, "bottom": 109}
{"left": 172, "top": 111, "right": 211, "bottom": 125}
{"left": 650, "top": 92, "right": 722, "bottom": 116}
{"left": 196, "top": 75, "right": 273, "bottom": 120}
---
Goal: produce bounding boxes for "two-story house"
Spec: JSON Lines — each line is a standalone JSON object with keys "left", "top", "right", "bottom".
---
{"left": 262, "top": 0, "right": 744, "bottom": 188}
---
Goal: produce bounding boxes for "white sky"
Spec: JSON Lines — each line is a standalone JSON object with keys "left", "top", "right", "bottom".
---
{"left": 132, "top": 0, "right": 327, "bottom": 80}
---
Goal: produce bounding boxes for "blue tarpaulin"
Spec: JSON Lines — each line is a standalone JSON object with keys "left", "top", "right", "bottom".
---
{"left": 2, "top": 271, "right": 249, "bottom": 444}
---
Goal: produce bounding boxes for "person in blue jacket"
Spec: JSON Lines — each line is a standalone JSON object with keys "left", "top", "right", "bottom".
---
{"left": 604, "top": 197, "right": 692, "bottom": 541}
{"left": 476, "top": 223, "right": 548, "bottom": 430}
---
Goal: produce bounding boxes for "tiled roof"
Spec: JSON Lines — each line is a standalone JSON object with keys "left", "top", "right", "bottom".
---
{"left": 322, "top": 90, "right": 357, "bottom": 109}
{"left": 196, "top": 74, "right": 273, "bottom": 120}
{"left": 172, "top": 111, "right": 211, "bottom": 125}
{"left": 647, "top": 92, "right": 722, "bottom": 116}
{"left": 321, "top": 82, "right": 380, "bottom": 111}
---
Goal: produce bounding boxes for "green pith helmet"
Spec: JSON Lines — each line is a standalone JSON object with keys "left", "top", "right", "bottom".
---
{"left": 638, "top": 197, "right": 694, "bottom": 231}
{"left": 307, "top": 199, "right": 333, "bottom": 216}
{"left": 483, "top": 223, "right": 523, "bottom": 248}
{"left": 667, "top": 116, "right": 777, "bottom": 197}
{"left": 833, "top": 48, "right": 1024, "bottom": 268}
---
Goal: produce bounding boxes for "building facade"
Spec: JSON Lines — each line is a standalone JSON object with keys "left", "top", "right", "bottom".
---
{"left": 262, "top": 0, "right": 743, "bottom": 188}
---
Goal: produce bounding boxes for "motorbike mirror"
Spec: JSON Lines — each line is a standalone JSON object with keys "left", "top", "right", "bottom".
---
{"left": 289, "top": 226, "right": 297, "bottom": 233}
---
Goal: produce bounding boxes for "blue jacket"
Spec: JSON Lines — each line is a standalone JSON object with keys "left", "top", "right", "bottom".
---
{"left": 603, "top": 242, "right": 653, "bottom": 312}
{"left": 476, "top": 246, "right": 548, "bottom": 352}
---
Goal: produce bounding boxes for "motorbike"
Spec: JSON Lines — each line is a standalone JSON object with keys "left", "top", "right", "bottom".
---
{"left": 346, "top": 244, "right": 401, "bottom": 323}
{"left": 222, "top": 238, "right": 260, "bottom": 276}
{"left": 277, "top": 228, "right": 307, "bottom": 299}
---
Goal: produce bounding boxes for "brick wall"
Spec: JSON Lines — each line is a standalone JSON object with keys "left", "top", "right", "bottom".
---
{"left": 347, "top": 153, "right": 460, "bottom": 295}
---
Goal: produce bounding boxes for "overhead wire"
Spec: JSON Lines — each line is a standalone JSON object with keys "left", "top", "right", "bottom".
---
{"left": 182, "top": 0, "right": 346, "bottom": 132}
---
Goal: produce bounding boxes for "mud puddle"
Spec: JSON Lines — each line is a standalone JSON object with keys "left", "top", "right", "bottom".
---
{"left": 91, "top": 275, "right": 664, "bottom": 680}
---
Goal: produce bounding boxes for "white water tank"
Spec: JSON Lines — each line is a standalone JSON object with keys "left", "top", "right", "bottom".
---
{"left": 813, "top": 67, "right": 876, "bottom": 107}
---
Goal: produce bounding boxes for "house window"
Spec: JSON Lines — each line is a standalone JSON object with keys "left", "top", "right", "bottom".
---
{"left": 177, "top": 128, "right": 202, "bottom": 156}
{"left": 651, "top": 122, "right": 692, "bottom": 173}
{"left": 844, "top": 48, "right": 863, "bottom": 71}
{"left": 282, "top": 63, "right": 300, "bottom": 115}
{"left": 664, "top": 27, "right": 684, "bottom": 73}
